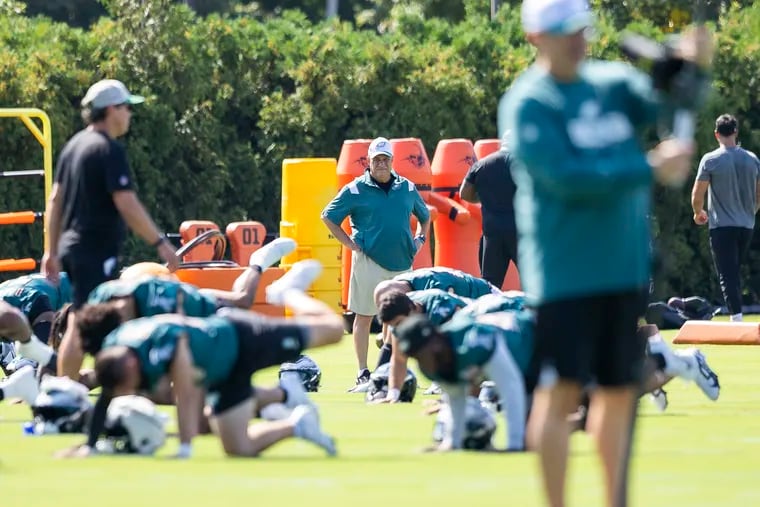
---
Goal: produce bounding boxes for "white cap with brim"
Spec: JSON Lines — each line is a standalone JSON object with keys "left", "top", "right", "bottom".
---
{"left": 522, "top": 0, "right": 594, "bottom": 35}
{"left": 81, "top": 79, "right": 145, "bottom": 109}
{"left": 368, "top": 137, "right": 393, "bottom": 159}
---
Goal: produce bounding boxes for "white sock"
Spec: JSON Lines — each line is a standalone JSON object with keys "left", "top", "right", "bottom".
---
{"left": 279, "top": 288, "right": 307, "bottom": 308}
{"left": 648, "top": 333, "right": 689, "bottom": 378}
{"left": 1, "top": 368, "right": 30, "bottom": 399}
{"left": 15, "top": 335, "right": 53, "bottom": 365}
{"left": 730, "top": 313, "right": 743, "bottom": 322}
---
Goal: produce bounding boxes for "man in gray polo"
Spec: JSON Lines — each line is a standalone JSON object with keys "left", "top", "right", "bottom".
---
{"left": 692, "top": 114, "right": 760, "bottom": 321}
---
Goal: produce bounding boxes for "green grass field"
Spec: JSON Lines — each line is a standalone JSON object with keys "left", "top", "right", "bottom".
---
{"left": 2, "top": 325, "right": 759, "bottom": 507}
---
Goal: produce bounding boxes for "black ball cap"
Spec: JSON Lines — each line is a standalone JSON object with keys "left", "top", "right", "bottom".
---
{"left": 394, "top": 313, "right": 437, "bottom": 355}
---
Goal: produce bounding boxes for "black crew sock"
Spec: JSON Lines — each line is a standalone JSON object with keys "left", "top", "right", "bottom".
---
{"left": 375, "top": 343, "right": 392, "bottom": 369}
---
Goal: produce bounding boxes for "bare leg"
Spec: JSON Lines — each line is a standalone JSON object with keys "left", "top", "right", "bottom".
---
{"left": 200, "top": 266, "right": 261, "bottom": 309}
{"left": 212, "top": 398, "right": 295, "bottom": 457}
{"left": 280, "top": 289, "right": 343, "bottom": 349}
{"left": 528, "top": 381, "right": 582, "bottom": 507}
{"left": 56, "top": 311, "right": 84, "bottom": 381}
{"left": 352, "top": 314, "right": 373, "bottom": 371}
{"left": 586, "top": 387, "right": 638, "bottom": 507}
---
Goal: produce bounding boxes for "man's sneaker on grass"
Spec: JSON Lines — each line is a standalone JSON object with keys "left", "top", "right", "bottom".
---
{"left": 249, "top": 237, "right": 297, "bottom": 270}
{"left": 0, "top": 366, "right": 40, "bottom": 406}
{"left": 347, "top": 368, "right": 371, "bottom": 393}
{"left": 265, "top": 259, "right": 322, "bottom": 305}
{"left": 424, "top": 382, "right": 442, "bottom": 395}
{"left": 290, "top": 405, "right": 336, "bottom": 456}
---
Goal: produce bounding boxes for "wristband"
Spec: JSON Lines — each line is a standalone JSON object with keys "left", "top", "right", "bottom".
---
{"left": 177, "top": 442, "right": 193, "bottom": 458}
{"left": 151, "top": 235, "right": 167, "bottom": 248}
{"left": 387, "top": 388, "right": 401, "bottom": 402}
{"left": 415, "top": 234, "right": 426, "bottom": 244}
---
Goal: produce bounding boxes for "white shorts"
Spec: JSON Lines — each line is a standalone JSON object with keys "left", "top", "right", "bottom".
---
{"left": 348, "top": 251, "right": 409, "bottom": 316}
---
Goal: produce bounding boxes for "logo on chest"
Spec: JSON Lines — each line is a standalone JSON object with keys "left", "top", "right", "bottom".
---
{"left": 567, "top": 100, "right": 633, "bottom": 149}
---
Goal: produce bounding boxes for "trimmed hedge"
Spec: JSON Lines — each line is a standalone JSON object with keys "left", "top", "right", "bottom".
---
{"left": 2, "top": 0, "right": 760, "bottom": 304}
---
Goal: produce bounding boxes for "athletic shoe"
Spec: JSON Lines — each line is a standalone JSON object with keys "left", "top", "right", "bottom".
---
{"left": 0, "top": 365, "right": 40, "bottom": 406}
{"left": 678, "top": 348, "right": 720, "bottom": 401}
{"left": 265, "top": 259, "right": 322, "bottom": 305}
{"left": 347, "top": 368, "right": 371, "bottom": 393}
{"left": 290, "top": 405, "right": 337, "bottom": 456}
{"left": 650, "top": 388, "right": 668, "bottom": 412}
{"left": 280, "top": 370, "right": 319, "bottom": 423}
{"left": 424, "top": 382, "right": 442, "bottom": 395}
{"left": 249, "top": 237, "right": 297, "bottom": 270}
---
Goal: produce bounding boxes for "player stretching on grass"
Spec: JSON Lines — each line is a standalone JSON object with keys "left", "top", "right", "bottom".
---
{"left": 60, "top": 259, "right": 340, "bottom": 458}
{"left": 52, "top": 238, "right": 296, "bottom": 384}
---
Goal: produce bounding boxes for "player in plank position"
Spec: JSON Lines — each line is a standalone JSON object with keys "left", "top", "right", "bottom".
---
{"left": 60, "top": 259, "right": 341, "bottom": 458}
{"left": 53, "top": 238, "right": 296, "bottom": 383}
{"left": 0, "top": 272, "right": 72, "bottom": 374}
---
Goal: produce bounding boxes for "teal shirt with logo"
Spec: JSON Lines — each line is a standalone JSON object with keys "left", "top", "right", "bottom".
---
{"left": 88, "top": 278, "right": 218, "bottom": 317}
{"left": 395, "top": 267, "right": 493, "bottom": 298}
{"left": 101, "top": 315, "right": 239, "bottom": 391}
{"left": 0, "top": 272, "right": 72, "bottom": 315}
{"left": 322, "top": 171, "right": 430, "bottom": 271}
{"left": 456, "top": 293, "right": 526, "bottom": 318}
{"left": 407, "top": 289, "right": 469, "bottom": 326}
{"left": 499, "top": 61, "right": 659, "bottom": 303}
{"left": 425, "top": 313, "right": 534, "bottom": 382}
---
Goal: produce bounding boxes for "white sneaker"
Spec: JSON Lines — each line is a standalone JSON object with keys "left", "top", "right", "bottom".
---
{"left": 249, "top": 237, "right": 297, "bottom": 270}
{"left": 0, "top": 365, "right": 40, "bottom": 406}
{"left": 678, "top": 348, "right": 720, "bottom": 401}
{"left": 280, "top": 370, "right": 320, "bottom": 424}
{"left": 424, "top": 382, "right": 442, "bottom": 395}
{"left": 266, "top": 259, "right": 322, "bottom": 305}
{"left": 650, "top": 388, "right": 668, "bottom": 412}
{"left": 290, "top": 405, "right": 336, "bottom": 456}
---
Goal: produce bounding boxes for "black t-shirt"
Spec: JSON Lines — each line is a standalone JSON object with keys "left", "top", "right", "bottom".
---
{"left": 55, "top": 129, "right": 134, "bottom": 252}
{"left": 464, "top": 150, "right": 516, "bottom": 236}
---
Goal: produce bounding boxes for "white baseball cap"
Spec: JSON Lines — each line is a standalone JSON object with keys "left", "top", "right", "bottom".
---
{"left": 521, "top": 0, "right": 594, "bottom": 35}
{"left": 81, "top": 79, "right": 145, "bottom": 109}
{"left": 368, "top": 137, "right": 393, "bottom": 159}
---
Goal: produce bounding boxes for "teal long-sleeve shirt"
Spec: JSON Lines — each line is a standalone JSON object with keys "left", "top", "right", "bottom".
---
{"left": 498, "top": 60, "right": 661, "bottom": 303}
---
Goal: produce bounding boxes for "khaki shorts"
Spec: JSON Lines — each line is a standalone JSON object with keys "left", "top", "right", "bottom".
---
{"left": 348, "top": 251, "right": 409, "bottom": 316}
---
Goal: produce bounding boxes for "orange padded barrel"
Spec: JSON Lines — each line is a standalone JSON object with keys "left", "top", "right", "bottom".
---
{"left": 474, "top": 139, "right": 501, "bottom": 160}
{"left": 391, "top": 138, "right": 435, "bottom": 270}
{"left": 431, "top": 139, "right": 481, "bottom": 277}
{"left": 336, "top": 140, "right": 372, "bottom": 310}
{"left": 390, "top": 138, "right": 432, "bottom": 199}
{"left": 226, "top": 221, "right": 267, "bottom": 266}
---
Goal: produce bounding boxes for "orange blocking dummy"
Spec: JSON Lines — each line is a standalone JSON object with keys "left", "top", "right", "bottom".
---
{"left": 430, "top": 139, "right": 480, "bottom": 277}
{"left": 226, "top": 221, "right": 267, "bottom": 266}
{"left": 390, "top": 137, "right": 435, "bottom": 270}
{"left": 179, "top": 220, "right": 221, "bottom": 263}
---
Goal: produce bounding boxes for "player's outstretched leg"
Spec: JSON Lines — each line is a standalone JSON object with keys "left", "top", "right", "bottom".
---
{"left": 206, "top": 238, "right": 298, "bottom": 309}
